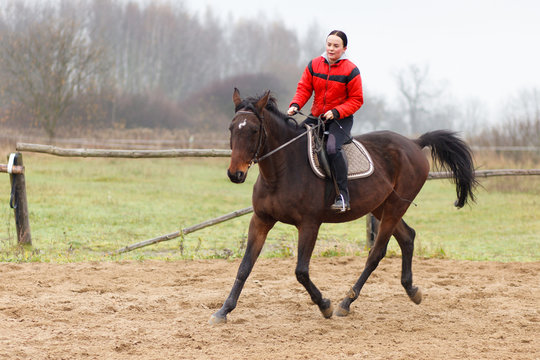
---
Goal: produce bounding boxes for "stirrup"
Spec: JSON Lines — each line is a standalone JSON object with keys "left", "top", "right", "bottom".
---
{"left": 331, "top": 194, "right": 350, "bottom": 213}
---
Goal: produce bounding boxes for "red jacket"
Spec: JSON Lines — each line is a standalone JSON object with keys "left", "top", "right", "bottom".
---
{"left": 290, "top": 55, "right": 363, "bottom": 119}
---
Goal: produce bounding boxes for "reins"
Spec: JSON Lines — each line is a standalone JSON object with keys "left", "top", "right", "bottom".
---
{"left": 255, "top": 118, "right": 321, "bottom": 163}
{"left": 234, "top": 109, "right": 323, "bottom": 166}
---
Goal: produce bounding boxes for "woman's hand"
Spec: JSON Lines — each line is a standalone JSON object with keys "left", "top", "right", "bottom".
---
{"left": 287, "top": 106, "right": 298, "bottom": 115}
{"left": 323, "top": 110, "right": 334, "bottom": 120}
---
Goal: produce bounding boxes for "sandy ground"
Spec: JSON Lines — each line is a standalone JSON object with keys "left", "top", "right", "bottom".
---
{"left": 0, "top": 257, "right": 539, "bottom": 359}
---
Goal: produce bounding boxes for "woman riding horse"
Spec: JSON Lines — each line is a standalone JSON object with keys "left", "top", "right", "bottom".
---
{"left": 288, "top": 30, "right": 363, "bottom": 213}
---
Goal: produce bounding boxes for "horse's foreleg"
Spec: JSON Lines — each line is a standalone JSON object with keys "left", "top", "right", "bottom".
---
{"left": 394, "top": 219, "right": 422, "bottom": 304}
{"left": 209, "top": 214, "right": 275, "bottom": 324}
{"left": 335, "top": 214, "right": 397, "bottom": 317}
{"left": 295, "top": 223, "right": 333, "bottom": 318}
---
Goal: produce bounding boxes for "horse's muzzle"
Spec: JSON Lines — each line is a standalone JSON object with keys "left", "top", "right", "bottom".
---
{"left": 227, "top": 169, "right": 247, "bottom": 183}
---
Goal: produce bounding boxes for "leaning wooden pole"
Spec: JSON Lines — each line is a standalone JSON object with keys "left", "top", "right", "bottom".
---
{"left": 114, "top": 206, "right": 254, "bottom": 254}
{"left": 6, "top": 153, "right": 32, "bottom": 245}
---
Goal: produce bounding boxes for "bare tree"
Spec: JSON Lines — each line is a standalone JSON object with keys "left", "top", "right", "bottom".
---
{"left": 395, "top": 64, "right": 443, "bottom": 134}
{"left": 0, "top": 0, "right": 312, "bottom": 131}
{"left": 299, "top": 21, "right": 325, "bottom": 66}
{"left": 500, "top": 87, "right": 540, "bottom": 146}
{"left": 472, "top": 87, "right": 540, "bottom": 162}
{"left": 0, "top": 5, "right": 108, "bottom": 140}
{"left": 457, "top": 98, "right": 487, "bottom": 137}
{"left": 352, "top": 91, "right": 407, "bottom": 134}
{"left": 226, "top": 19, "right": 267, "bottom": 76}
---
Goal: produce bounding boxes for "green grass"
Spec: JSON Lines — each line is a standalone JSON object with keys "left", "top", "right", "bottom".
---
{"left": 404, "top": 179, "right": 540, "bottom": 262}
{"left": 0, "top": 154, "right": 538, "bottom": 262}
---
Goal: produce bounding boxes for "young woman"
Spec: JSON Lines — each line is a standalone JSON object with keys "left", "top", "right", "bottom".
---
{"left": 288, "top": 30, "right": 364, "bottom": 212}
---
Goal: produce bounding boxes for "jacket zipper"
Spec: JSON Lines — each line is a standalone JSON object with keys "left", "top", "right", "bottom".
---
{"left": 322, "top": 61, "right": 331, "bottom": 113}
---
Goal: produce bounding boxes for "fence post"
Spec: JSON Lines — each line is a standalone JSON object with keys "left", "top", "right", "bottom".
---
{"left": 7, "top": 152, "right": 31, "bottom": 245}
{"left": 365, "top": 213, "right": 378, "bottom": 249}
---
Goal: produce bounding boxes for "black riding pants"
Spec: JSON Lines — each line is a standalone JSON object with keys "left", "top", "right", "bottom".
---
{"left": 305, "top": 115, "right": 353, "bottom": 201}
{"left": 326, "top": 116, "right": 353, "bottom": 201}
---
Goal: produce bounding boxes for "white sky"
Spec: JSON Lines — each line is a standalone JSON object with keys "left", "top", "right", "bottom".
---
{"left": 184, "top": 0, "right": 540, "bottom": 121}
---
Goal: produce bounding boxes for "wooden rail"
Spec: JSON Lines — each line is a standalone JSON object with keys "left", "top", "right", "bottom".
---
{"left": 0, "top": 164, "right": 25, "bottom": 174}
{"left": 16, "top": 143, "right": 231, "bottom": 158}
{"left": 429, "top": 169, "right": 540, "bottom": 179}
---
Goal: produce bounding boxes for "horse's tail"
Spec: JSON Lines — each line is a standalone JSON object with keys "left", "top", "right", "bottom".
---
{"left": 415, "top": 130, "right": 478, "bottom": 208}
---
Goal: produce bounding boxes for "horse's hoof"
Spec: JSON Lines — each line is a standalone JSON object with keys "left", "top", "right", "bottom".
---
{"left": 409, "top": 287, "right": 422, "bottom": 305}
{"left": 334, "top": 305, "right": 350, "bottom": 317}
{"left": 209, "top": 313, "right": 227, "bottom": 325}
{"left": 321, "top": 301, "right": 334, "bottom": 319}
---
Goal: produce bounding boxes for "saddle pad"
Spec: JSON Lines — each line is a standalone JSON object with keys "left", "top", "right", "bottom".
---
{"left": 306, "top": 125, "right": 374, "bottom": 180}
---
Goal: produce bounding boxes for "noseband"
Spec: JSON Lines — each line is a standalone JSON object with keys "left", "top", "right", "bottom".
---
{"left": 234, "top": 109, "right": 267, "bottom": 167}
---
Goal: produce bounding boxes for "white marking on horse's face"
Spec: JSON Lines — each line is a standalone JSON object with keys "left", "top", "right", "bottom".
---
{"left": 238, "top": 119, "right": 247, "bottom": 129}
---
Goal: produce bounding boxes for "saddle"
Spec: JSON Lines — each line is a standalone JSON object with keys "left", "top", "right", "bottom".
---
{"left": 306, "top": 124, "right": 374, "bottom": 180}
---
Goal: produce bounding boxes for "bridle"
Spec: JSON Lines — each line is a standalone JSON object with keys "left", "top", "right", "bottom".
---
{"left": 232, "top": 109, "right": 324, "bottom": 168}
{"left": 234, "top": 109, "right": 267, "bottom": 168}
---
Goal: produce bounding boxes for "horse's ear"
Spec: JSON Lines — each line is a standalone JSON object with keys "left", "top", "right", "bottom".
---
{"left": 233, "top": 87, "right": 242, "bottom": 107}
{"left": 255, "top": 90, "right": 270, "bottom": 113}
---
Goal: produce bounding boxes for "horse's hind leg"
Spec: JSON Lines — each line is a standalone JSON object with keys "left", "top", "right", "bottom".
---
{"left": 393, "top": 219, "right": 422, "bottom": 304}
{"left": 209, "top": 214, "right": 276, "bottom": 324}
{"left": 295, "top": 222, "right": 334, "bottom": 318}
{"left": 334, "top": 210, "right": 398, "bottom": 317}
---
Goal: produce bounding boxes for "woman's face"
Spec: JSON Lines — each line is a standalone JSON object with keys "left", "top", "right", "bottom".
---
{"left": 326, "top": 35, "right": 346, "bottom": 64}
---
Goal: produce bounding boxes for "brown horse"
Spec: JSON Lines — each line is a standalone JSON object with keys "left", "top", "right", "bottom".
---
{"left": 209, "top": 89, "right": 477, "bottom": 324}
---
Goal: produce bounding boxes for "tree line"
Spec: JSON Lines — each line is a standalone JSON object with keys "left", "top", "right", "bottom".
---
{"left": 0, "top": 0, "right": 538, "bottom": 149}
{"left": 0, "top": 0, "right": 305, "bottom": 138}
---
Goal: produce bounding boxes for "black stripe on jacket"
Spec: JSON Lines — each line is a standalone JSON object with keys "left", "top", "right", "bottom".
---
{"left": 308, "top": 61, "right": 360, "bottom": 84}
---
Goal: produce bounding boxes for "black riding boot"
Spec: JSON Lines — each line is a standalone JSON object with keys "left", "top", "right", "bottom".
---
{"left": 329, "top": 150, "right": 350, "bottom": 213}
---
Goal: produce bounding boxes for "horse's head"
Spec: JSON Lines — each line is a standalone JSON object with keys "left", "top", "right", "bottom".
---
{"left": 227, "top": 88, "right": 270, "bottom": 183}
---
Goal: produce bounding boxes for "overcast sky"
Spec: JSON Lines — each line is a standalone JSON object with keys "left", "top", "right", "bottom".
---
{"left": 183, "top": 0, "right": 539, "bottom": 121}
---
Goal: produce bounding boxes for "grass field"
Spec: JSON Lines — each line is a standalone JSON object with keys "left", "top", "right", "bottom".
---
{"left": 0, "top": 153, "right": 539, "bottom": 262}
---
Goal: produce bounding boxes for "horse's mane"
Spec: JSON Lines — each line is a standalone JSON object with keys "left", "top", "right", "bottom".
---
{"left": 235, "top": 93, "right": 298, "bottom": 129}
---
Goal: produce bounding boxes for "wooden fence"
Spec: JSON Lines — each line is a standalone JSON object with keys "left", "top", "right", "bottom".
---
{"left": 1, "top": 153, "right": 31, "bottom": 244}
{"left": 7, "top": 142, "right": 540, "bottom": 252}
